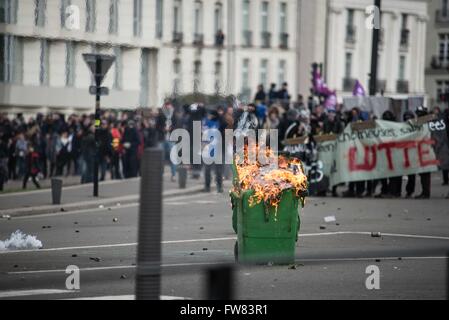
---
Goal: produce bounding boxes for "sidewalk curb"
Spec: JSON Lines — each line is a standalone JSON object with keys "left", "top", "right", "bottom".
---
{"left": 0, "top": 185, "right": 208, "bottom": 218}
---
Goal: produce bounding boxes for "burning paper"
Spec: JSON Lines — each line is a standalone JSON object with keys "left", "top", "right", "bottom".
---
{"left": 0, "top": 230, "right": 43, "bottom": 251}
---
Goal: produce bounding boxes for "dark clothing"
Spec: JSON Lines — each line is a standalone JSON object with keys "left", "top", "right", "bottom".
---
{"left": 22, "top": 151, "right": 41, "bottom": 189}
{"left": 122, "top": 127, "right": 141, "bottom": 178}
{"left": 443, "top": 169, "right": 448, "bottom": 185}
{"left": 205, "top": 163, "right": 223, "bottom": 192}
{"left": 323, "top": 118, "right": 344, "bottom": 135}
{"left": 254, "top": 90, "right": 266, "bottom": 102}
{"left": 81, "top": 132, "right": 96, "bottom": 184}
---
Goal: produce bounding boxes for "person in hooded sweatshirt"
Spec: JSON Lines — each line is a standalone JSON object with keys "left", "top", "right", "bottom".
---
{"left": 203, "top": 110, "right": 226, "bottom": 193}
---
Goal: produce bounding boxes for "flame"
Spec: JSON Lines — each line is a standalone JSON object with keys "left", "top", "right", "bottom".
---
{"left": 232, "top": 146, "right": 308, "bottom": 212}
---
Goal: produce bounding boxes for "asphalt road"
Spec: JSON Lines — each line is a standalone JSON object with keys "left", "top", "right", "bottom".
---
{"left": 0, "top": 185, "right": 448, "bottom": 300}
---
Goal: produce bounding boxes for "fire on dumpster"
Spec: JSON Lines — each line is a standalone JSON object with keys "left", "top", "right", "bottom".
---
{"left": 232, "top": 147, "right": 308, "bottom": 212}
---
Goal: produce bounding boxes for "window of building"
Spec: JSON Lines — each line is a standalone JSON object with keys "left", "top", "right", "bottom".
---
{"left": 401, "top": 13, "right": 408, "bottom": 29}
{"left": 278, "top": 60, "right": 286, "bottom": 87}
{"left": 214, "top": 61, "right": 222, "bottom": 93}
{"left": 194, "top": 1, "right": 203, "bottom": 36}
{"left": 133, "top": 0, "right": 142, "bottom": 37}
{"left": 86, "top": 0, "right": 96, "bottom": 32}
{"left": 261, "top": 1, "right": 269, "bottom": 32}
{"left": 140, "top": 49, "right": 150, "bottom": 107}
{"left": 35, "top": 0, "right": 46, "bottom": 27}
{"left": 193, "top": 60, "right": 202, "bottom": 92}
{"left": 173, "top": 59, "right": 181, "bottom": 94}
{"left": 439, "top": 34, "right": 449, "bottom": 64}
{"left": 214, "top": 2, "right": 223, "bottom": 34}
{"left": 0, "top": 35, "right": 22, "bottom": 83}
{"left": 65, "top": 41, "right": 75, "bottom": 86}
{"left": 398, "top": 55, "right": 406, "bottom": 80}
{"left": 279, "top": 2, "right": 287, "bottom": 34}
{"left": 242, "top": 59, "right": 250, "bottom": 87}
{"left": 40, "top": 39, "right": 50, "bottom": 85}
{"left": 346, "top": 9, "right": 356, "bottom": 42}
{"left": 113, "top": 46, "right": 122, "bottom": 90}
{"left": 0, "top": 0, "right": 18, "bottom": 24}
{"left": 347, "top": 9, "right": 354, "bottom": 26}
{"left": 173, "top": 0, "right": 182, "bottom": 34}
{"left": 260, "top": 59, "right": 268, "bottom": 89}
{"left": 242, "top": 0, "right": 250, "bottom": 32}
{"left": 109, "top": 0, "right": 118, "bottom": 34}
{"left": 156, "top": 0, "right": 163, "bottom": 38}
{"left": 436, "top": 80, "right": 449, "bottom": 102}
{"left": 61, "top": 0, "right": 71, "bottom": 28}
{"left": 345, "top": 52, "right": 352, "bottom": 78}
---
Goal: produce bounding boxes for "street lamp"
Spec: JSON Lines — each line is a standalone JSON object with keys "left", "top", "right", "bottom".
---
{"left": 83, "top": 53, "right": 115, "bottom": 197}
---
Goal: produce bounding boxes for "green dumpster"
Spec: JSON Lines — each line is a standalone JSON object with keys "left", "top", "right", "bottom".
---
{"left": 231, "top": 189, "right": 302, "bottom": 264}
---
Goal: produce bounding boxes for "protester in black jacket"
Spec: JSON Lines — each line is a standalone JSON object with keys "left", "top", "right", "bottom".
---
{"left": 414, "top": 106, "right": 432, "bottom": 199}
{"left": 97, "top": 120, "right": 113, "bottom": 181}
{"left": 122, "top": 120, "right": 141, "bottom": 179}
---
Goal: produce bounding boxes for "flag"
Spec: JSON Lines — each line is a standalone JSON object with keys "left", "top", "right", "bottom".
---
{"left": 313, "top": 70, "right": 334, "bottom": 97}
{"left": 352, "top": 80, "right": 366, "bottom": 97}
{"left": 324, "top": 92, "right": 337, "bottom": 112}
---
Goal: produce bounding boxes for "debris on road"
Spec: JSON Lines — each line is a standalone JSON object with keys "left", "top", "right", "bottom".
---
{"left": 0, "top": 230, "right": 43, "bottom": 251}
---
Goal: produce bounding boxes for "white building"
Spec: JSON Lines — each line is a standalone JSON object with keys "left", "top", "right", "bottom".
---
{"left": 425, "top": 0, "right": 449, "bottom": 109}
{"left": 0, "top": 0, "right": 299, "bottom": 116}
{"left": 297, "top": 0, "right": 429, "bottom": 100}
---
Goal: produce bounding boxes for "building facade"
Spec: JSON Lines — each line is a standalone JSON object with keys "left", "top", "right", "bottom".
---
{"left": 425, "top": 0, "right": 449, "bottom": 109}
{"left": 297, "top": 0, "right": 429, "bottom": 100}
{"left": 0, "top": 0, "right": 299, "bottom": 116}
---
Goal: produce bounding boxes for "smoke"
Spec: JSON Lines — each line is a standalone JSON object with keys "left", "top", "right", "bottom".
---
{"left": 0, "top": 230, "right": 43, "bottom": 251}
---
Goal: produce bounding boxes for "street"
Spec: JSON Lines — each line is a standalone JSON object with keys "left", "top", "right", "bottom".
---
{"left": 0, "top": 176, "right": 448, "bottom": 300}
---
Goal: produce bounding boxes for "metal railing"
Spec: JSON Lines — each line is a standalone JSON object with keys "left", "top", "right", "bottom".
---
{"left": 400, "top": 29, "right": 410, "bottom": 48}
{"left": 172, "top": 32, "right": 183, "bottom": 44}
{"left": 261, "top": 31, "right": 271, "bottom": 48}
{"left": 242, "top": 30, "right": 252, "bottom": 47}
{"left": 430, "top": 55, "right": 449, "bottom": 69}
{"left": 396, "top": 80, "right": 409, "bottom": 93}
{"left": 193, "top": 33, "right": 204, "bottom": 46}
{"left": 436, "top": 9, "right": 449, "bottom": 25}
{"left": 346, "top": 25, "right": 356, "bottom": 44}
{"left": 279, "top": 33, "right": 289, "bottom": 49}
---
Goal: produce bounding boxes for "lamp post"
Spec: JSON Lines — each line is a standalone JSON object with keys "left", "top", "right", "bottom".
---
{"left": 83, "top": 54, "right": 115, "bottom": 197}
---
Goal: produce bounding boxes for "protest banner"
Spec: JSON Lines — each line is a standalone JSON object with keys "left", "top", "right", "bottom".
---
{"left": 330, "top": 120, "right": 440, "bottom": 186}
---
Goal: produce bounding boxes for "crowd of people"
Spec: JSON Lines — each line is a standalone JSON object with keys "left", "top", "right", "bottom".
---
{"left": 0, "top": 82, "right": 448, "bottom": 199}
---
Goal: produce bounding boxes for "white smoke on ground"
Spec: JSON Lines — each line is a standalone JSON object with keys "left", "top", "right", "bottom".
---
{"left": 0, "top": 230, "right": 43, "bottom": 251}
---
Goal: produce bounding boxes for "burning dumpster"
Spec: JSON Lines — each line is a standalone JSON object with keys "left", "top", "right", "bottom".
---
{"left": 231, "top": 150, "right": 308, "bottom": 265}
